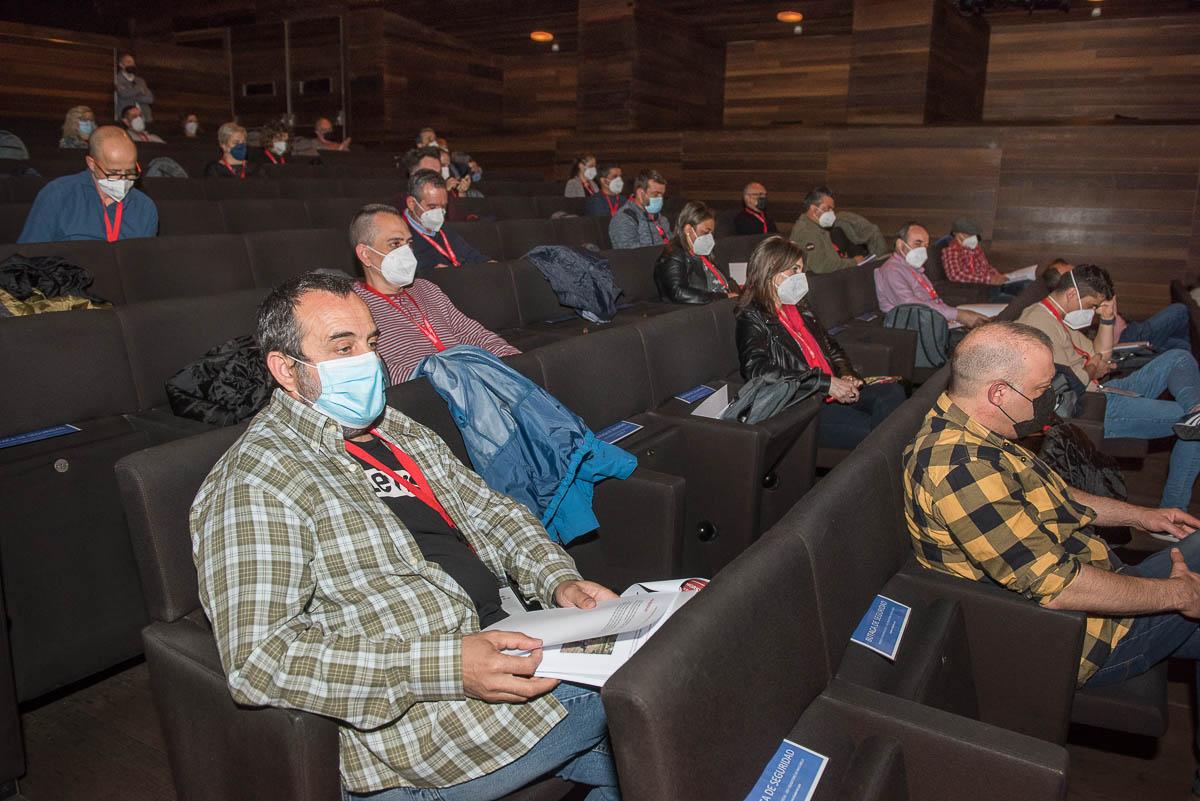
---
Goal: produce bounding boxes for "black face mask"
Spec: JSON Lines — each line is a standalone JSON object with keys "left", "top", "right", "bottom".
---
{"left": 755, "top": 196, "right": 767, "bottom": 212}
{"left": 997, "top": 382, "right": 1056, "bottom": 439}
{"left": 122, "top": 66, "right": 136, "bottom": 75}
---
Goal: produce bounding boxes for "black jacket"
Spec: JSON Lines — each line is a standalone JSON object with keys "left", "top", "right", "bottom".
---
{"left": 733, "top": 207, "right": 777, "bottom": 236}
{"left": 202, "top": 159, "right": 262, "bottom": 178}
{"left": 735, "top": 301, "right": 859, "bottom": 401}
{"left": 653, "top": 246, "right": 733, "bottom": 305}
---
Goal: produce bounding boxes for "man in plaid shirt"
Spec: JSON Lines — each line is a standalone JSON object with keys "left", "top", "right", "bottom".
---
{"left": 939, "top": 218, "right": 1032, "bottom": 302}
{"left": 191, "top": 272, "right": 620, "bottom": 800}
{"left": 904, "top": 322, "right": 1200, "bottom": 794}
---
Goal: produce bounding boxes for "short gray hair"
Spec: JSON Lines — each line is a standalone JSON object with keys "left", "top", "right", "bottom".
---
{"left": 348, "top": 203, "right": 402, "bottom": 250}
{"left": 256, "top": 271, "right": 358, "bottom": 361}
{"left": 950, "top": 321, "right": 1054, "bottom": 395}
{"left": 407, "top": 168, "right": 445, "bottom": 200}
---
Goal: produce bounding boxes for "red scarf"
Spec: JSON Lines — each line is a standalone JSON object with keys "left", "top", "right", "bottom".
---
{"left": 777, "top": 305, "right": 833, "bottom": 376}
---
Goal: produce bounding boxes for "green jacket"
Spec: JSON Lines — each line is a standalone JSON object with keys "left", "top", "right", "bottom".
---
{"left": 789, "top": 211, "right": 887, "bottom": 274}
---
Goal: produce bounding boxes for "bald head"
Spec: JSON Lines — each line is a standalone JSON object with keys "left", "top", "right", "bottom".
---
{"left": 88, "top": 125, "right": 135, "bottom": 162}
{"left": 743, "top": 182, "right": 767, "bottom": 209}
{"left": 950, "top": 322, "right": 1054, "bottom": 398}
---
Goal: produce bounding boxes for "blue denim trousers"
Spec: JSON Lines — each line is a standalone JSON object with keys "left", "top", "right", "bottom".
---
{"left": 1085, "top": 531, "right": 1200, "bottom": 793}
{"left": 1120, "top": 303, "right": 1192, "bottom": 355}
{"left": 345, "top": 682, "right": 619, "bottom": 801}
{"left": 1103, "top": 349, "right": 1200, "bottom": 509}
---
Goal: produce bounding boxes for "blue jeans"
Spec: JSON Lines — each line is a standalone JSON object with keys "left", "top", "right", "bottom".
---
{"left": 987, "top": 279, "right": 1033, "bottom": 305}
{"left": 1103, "top": 349, "right": 1200, "bottom": 509}
{"left": 1120, "top": 303, "right": 1192, "bottom": 355}
{"left": 345, "top": 683, "right": 618, "bottom": 801}
{"left": 818, "top": 382, "right": 906, "bottom": 450}
{"left": 1085, "top": 531, "right": 1200, "bottom": 792}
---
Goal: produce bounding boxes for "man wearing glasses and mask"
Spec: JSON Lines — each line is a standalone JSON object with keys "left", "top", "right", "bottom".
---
{"left": 18, "top": 126, "right": 158, "bottom": 243}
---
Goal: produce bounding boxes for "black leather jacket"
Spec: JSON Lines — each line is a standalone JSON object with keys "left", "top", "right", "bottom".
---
{"left": 735, "top": 301, "right": 859, "bottom": 400}
{"left": 654, "top": 246, "right": 732, "bottom": 305}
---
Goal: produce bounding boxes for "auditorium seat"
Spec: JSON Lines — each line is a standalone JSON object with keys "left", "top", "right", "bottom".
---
{"left": 443, "top": 221, "right": 504, "bottom": 261}
{"left": 116, "top": 233, "right": 256, "bottom": 303}
{"left": 277, "top": 177, "right": 341, "bottom": 199}
{"left": 0, "top": 238, "right": 126, "bottom": 304}
{"left": 139, "top": 177, "right": 207, "bottom": 202}
{"left": 305, "top": 196, "right": 376, "bottom": 229}
{"left": 201, "top": 178, "right": 282, "bottom": 201}
{"left": 1169, "top": 276, "right": 1200, "bottom": 361}
{"left": 713, "top": 208, "right": 740, "bottom": 238}
{"left": 712, "top": 233, "right": 766, "bottom": 276}
{"left": 0, "top": 176, "right": 47, "bottom": 202}
{"left": 488, "top": 196, "right": 539, "bottom": 221}
{"left": 534, "top": 195, "right": 586, "bottom": 218}
{"left": 600, "top": 521, "right": 1069, "bottom": 800}
{"left": 156, "top": 199, "right": 228, "bottom": 236}
{"left": 0, "top": 203, "right": 29, "bottom": 244}
{"left": 498, "top": 219, "right": 557, "bottom": 259}
{"left": 244, "top": 228, "right": 357, "bottom": 288}
{"left": 454, "top": 196, "right": 491, "bottom": 220}
{"left": 219, "top": 198, "right": 310, "bottom": 234}
{"left": 551, "top": 216, "right": 610, "bottom": 251}
{"left": 337, "top": 177, "right": 402, "bottom": 200}
{"left": 0, "top": 573, "right": 22, "bottom": 795}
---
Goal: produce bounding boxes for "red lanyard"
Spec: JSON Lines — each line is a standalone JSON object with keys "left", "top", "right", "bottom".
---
{"left": 223, "top": 160, "right": 246, "bottom": 178}
{"left": 265, "top": 151, "right": 285, "bottom": 165}
{"left": 604, "top": 194, "right": 621, "bottom": 216}
{"left": 698, "top": 255, "right": 728, "bottom": 290}
{"left": 1040, "top": 298, "right": 1093, "bottom": 365}
{"left": 101, "top": 199, "right": 124, "bottom": 242}
{"left": 651, "top": 216, "right": 667, "bottom": 243}
{"left": 415, "top": 228, "right": 460, "bottom": 267}
{"left": 360, "top": 283, "right": 446, "bottom": 351}
{"left": 345, "top": 432, "right": 457, "bottom": 530}
{"left": 583, "top": 181, "right": 595, "bottom": 196}
{"left": 745, "top": 206, "right": 769, "bottom": 233}
{"left": 907, "top": 267, "right": 939, "bottom": 301}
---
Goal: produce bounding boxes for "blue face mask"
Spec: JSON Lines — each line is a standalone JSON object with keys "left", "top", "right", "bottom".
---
{"left": 294, "top": 351, "right": 385, "bottom": 429}
{"left": 471, "top": 170, "right": 482, "bottom": 182}
{"left": 230, "top": 143, "right": 248, "bottom": 160}
{"left": 646, "top": 196, "right": 664, "bottom": 215}
{"left": 78, "top": 120, "right": 95, "bottom": 137}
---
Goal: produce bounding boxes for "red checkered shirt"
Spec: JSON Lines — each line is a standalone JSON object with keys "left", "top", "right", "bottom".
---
{"left": 941, "top": 239, "right": 1002, "bottom": 284}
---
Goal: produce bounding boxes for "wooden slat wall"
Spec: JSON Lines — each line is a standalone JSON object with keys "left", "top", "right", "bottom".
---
{"left": 286, "top": 16, "right": 345, "bottom": 134}
{"left": 229, "top": 21, "right": 287, "bottom": 129}
{"left": 924, "top": 0, "right": 988, "bottom": 123}
{"left": 502, "top": 52, "right": 578, "bottom": 132}
{"left": 631, "top": 4, "right": 724, "bottom": 131}
{"left": 129, "top": 38, "right": 230, "bottom": 131}
{"left": 846, "top": 0, "right": 935, "bottom": 124}
{"left": 984, "top": 17, "right": 1200, "bottom": 122}
{"left": 723, "top": 36, "right": 852, "bottom": 128}
{"left": 577, "top": 0, "right": 637, "bottom": 131}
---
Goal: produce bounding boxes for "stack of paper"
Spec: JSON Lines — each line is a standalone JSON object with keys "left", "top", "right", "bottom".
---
{"left": 957, "top": 303, "right": 1007, "bottom": 319}
{"left": 1004, "top": 264, "right": 1039, "bottom": 284}
{"left": 486, "top": 578, "right": 707, "bottom": 686}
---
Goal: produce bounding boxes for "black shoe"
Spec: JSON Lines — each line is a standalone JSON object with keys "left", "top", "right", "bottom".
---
{"left": 1175, "top": 411, "right": 1200, "bottom": 440}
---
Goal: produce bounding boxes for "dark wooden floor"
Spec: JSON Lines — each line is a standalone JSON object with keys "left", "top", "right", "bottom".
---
{"left": 11, "top": 448, "right": 1200, "bottom": 801}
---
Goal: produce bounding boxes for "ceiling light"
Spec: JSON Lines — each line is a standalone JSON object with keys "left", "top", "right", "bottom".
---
{"left": 776, "top": 11, "right": 804, "bottom": 23}
{"left": 530, "top": 31, "right": 554, "bottom": 43}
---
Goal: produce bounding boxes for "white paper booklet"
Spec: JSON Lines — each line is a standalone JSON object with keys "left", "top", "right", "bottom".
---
{"left": 691, "top": 384, "right": 731, "bottom": 419}
{"left": 1004, "top": 264, "right": 1039, "bottom": 284}
{"left": 957, "top": 303, "right": 1007, "bottom": 318}
{"left": 729, "top": 262, "right": 748, "bottom": 285}
{"left": 486, "top": 578, "right": 707, "bottom": 686}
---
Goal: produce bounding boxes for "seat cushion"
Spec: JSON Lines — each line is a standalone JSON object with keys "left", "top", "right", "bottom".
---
{"left": 156, "top": 199, "right": 228, "bottom": 236}
{"left": 220, "top": 198, "right": 310, "bottom": 234}
{"left": 1071, "top": 662, "right": 1169, "bottom": 737}
{"left": 116, "top": 233, "right": 256, "bottom": 302}
{"left": 244, "top": 228, "right": 355, "bottom": 287}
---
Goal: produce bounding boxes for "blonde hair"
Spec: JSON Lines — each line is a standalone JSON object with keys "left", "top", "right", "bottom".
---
{"left": 62, "top": 105, "right": 94, "bottom": 141}
{"left": 217, "top": 122, "right": 247, "bottom": 147}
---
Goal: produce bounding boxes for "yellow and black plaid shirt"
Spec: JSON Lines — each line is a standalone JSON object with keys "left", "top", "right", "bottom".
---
{"left": 903, "top": 393, "right": 1132, "bottom": 685}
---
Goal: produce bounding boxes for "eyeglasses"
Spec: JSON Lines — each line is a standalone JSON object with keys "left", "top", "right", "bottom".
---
{"left": 95, "top": 165, "right": 141, "bottom": 180}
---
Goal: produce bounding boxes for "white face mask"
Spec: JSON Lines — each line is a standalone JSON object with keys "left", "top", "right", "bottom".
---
{"left": 184, "top": 121, "right": 198, "bottom": 136}
{"left": 904, "top": 245, "right": 928, "bottom": 269}
{"left": 777, "top": 272, "right": 810, "bottom": 305}
{"left": 607, "top": 176, "right": 624, "bottom": 194}
{"left": 440, "top": 166, "right": 450, "bottom": 179}
{"left": 817, "top": 210, "right": 836, "bottom": 228}
{"left": 129, "top": 116, "right": 146, "bottom": 132}
{"left": 271, "top": 140, "right": 288, "bottom": 155}
{"left": 961, "top": 234, "right": 979, "bottom": 250}
{"left": 97, "top": 176, "right": 133, "bottom": 202}
{"left": 414, "top": 203, "right": 446, "bottom": 233}
{"left": 690, "top": 231, "right": 715, "bottom": 257}
{"left": 583, "top": 166, "right": 597, "bottom": 181}
{"left": 1061, "top": 271, "right": 1097, "bottom": 329}
{"left": 367, "top": 244, "right": 418, "bottom": 287}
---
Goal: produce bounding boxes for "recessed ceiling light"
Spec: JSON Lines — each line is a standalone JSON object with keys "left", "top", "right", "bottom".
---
{"left": 776, "top": 11, "right": 804, "bottom": 24}
{"left": 530, "top": 31, "right": 554, "bottom": 43}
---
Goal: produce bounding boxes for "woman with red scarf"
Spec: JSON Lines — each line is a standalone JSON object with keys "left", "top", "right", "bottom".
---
{"left": 735, "top": 236, "right": 905, "bottom": 449}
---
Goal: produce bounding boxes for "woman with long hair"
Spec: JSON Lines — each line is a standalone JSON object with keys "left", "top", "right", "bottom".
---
{"left": 736, "top": 236, "right": 904, "bottom": 448}
{"left": 564, "top": 153, "right": 599, "bottom": 198}
{"left": 654, "top": 200, "right": 738, "bottom": 304}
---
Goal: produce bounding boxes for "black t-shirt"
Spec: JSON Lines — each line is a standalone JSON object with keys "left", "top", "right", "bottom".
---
{"left": 348, "top": 436, "right": 506, "bottom": 627}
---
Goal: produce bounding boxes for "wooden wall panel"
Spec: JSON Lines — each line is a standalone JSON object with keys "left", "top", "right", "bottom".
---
{"left": 924, "top": 0, "right": 988, "bottom": 123}
{"left": 723, "top": 37, "right": 851, "bottom": 128}
{"left": 229, "top": 21, "right": 287, "bottom": 129}
{"left": 984, "top": 17, "right": 1200, "bottom": 122}
{"left": 502, "top": 53, "right": 578, "bottom": 133}
{"left": 127, "top": 37, "right": 230, "bottom": 131}
{"left": 632, "top": 3, "right": 724, "bottom": 131}
{"left": 577, "top": 0, "right": 637, "bottom": 131}
{"left": 990, "top": 127, "right": 1200, "bottom": 315}
{"left": 846, "top": 0, "right": 935, "bottom": 124}
{"left": 286, "top": 16, "right": 345, "bottom": 134}
{"left": 556, "top": 131, "right": 687, "bottom": 188}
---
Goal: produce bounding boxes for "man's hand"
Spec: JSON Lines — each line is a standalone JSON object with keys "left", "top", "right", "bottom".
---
{"left": 1169, "top": 550, "right": 1200, "bottom": 619}
{"left": 955, "top": 309, "right": 987, "bottom": 328}
{"left": 853, "top": 255, "right": 866, "bottom": 265}
{"left": 459, "top": 176, "right": 473, "bottom": 193}
{"left": 462, "top": 630, "right": 559, "bottom": 703}
{"left": 1086, "top": 358, "right": 1114, "bottom": 383}
{"left": 828, "top": 376, "right": 860, "bottom": 404}
{"left": 990, "top": 273, "right": 1007, "bottom": 286}
{"left": 446, "top": 177, "right": 461, "bottom": 192}
{"left": 1138, "top": 507, "right": 1200, "bottom": 540}
{"left": 554, "top": 579, "right": 618, "bottom": 609}
{"left": 1096, "top": 297, "right": 1117, "bottom": 322}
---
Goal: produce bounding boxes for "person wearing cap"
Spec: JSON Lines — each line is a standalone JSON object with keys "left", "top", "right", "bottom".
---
{"left": 940, "top": 218, "right": 1032, "bottom": 302}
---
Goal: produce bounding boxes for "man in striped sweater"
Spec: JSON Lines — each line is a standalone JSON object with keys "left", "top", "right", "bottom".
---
{"left": 349, "top": 204, "right": 519, "bottom": 385}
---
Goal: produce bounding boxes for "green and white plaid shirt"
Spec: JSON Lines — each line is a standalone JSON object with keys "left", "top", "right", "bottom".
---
{"left": 190, "top": 389, "right": 582, "bottom": 792}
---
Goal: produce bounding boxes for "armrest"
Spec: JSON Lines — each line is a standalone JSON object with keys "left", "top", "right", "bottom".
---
{"left": 143, "top": 619, "right": 340, "bottom": 801}
{"left": 887, "top": 560, "right": 1082, "bottom": 743}
{"left": 813, "top": 678, "right": 1068, "bottom": 801}
{"left": 587, "top": 466, "right": 687, "bottom": 583}
{"left": 836, "top": 325, "right": 917, "bottom": 380}
{"left": 0, "top": 575, "right": 24, "bottom": 788}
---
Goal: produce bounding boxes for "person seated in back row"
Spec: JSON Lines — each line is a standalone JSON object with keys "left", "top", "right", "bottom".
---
{"left": 583, "top": 163, "right": 625, "bottom": 218}
{"left": 192, "top": 271, "right": 621, "bottom": 801}
{"left": 59, "top": 105, "right": 95, "bottom": 149}
{"left": 875, "top": 222, "right": 989, "bottom": 330}
{"left": 19, "top": 125, "right": 157, "bottom": 244}
{"left": 120, "top": 105, "right": 164, "bottom": 144}
{"left": 394, "top": 147, "right": 468, "bottom": 222}
{"left": 654, "top": 201, "right": 739, "bottom": 305}
{"left": 737, "top": 236, "right": 905, "bottom": 450}
{"left": 938, "top": 218, "right": 1032, "bottom": 303}
{"left": 204, "top": 122, "right": 262, "bottom": 179}
{"left": 789, "top": 186, "right": 886, "bottom": 274}
{"left": 904, "top": 320, "right": 1200, "bottom": 799}
{"left": 733, "top": 182, "right": 776, "bottom": 236}
{"left": 565, "top": 154, "right": 599, "bottom": 198}
{"left": 403, "top": 170, "right": 491, "bottom": 274}
{"left": 608, "top": 170, "right": 671, "bottom": 250}
{"left": 349, "top": 203, "right": 519, "bottom": 385}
